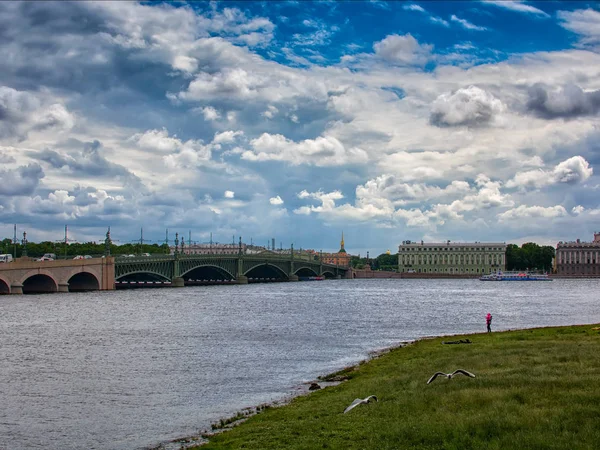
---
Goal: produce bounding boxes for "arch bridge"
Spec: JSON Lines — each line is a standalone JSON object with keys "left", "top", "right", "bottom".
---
{"left": 0, "top": 257, "right": 114, "bottom": 295}
{"left": 114, "top": 252, "right": 348, "bottom": 287}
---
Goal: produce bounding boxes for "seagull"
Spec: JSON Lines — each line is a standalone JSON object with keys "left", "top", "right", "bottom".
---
{"left": 343, "top": 395, "right": 378, "bottom": 413}
{"left": 427, "top": 369, "right": 475, "bottom": 384}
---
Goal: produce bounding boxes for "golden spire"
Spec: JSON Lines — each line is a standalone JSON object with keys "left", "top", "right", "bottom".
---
{"left": 339, "top": 231, "right": 346, "bottom": 253}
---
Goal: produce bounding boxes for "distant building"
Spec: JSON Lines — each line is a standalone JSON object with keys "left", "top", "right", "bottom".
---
{"left": 306, "top": 232, "right": 351, "bottom": 267}
{"left": 398, "top": 241, "right": 507, "bottom": 275}
{"left": 555, "top": 233, "right": 600, "bottom": 276}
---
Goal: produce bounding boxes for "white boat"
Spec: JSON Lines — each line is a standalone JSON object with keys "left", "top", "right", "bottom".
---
{"left": 480, "top": 271, "right": 551, "bottom": 281}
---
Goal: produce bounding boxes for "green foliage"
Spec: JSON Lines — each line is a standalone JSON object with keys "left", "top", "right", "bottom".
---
{"left": 196, "top": 325, "right": 600, "bottom": 450}
{"left": 0, "top": 237, "right": 169, "bottom": 258}
{"left": 506, "top": 242, "right": 555, "bottom": 271}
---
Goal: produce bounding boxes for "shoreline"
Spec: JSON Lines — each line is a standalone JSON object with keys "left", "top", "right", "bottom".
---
{"left": 152, "top": 324, "right": 588, "bottom": 449}
{"left": 150, "top": 340, "right": 415, "bottom": 449}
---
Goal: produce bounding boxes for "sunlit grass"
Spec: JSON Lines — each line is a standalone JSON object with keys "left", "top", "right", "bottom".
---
{"left": 195, "top": 325, "right": 600, "bottom": 449}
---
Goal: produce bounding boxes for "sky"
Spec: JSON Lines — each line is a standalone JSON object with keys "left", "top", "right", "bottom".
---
{"left": 1, "top": 1, "right": 599, "bottom": 256}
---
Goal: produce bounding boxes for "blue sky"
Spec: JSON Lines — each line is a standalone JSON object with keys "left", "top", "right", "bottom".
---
{"left": 1, "top": 1, "right": 599, "bottom": 255}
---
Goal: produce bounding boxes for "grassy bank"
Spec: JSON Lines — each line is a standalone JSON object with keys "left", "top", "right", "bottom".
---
{"left": 194, "top": 325, "right": 600, "bottom": 449}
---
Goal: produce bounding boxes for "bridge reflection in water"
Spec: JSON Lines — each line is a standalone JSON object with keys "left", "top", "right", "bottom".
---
{"left": 0, "top": 252, "right": 348, "bottom": 294}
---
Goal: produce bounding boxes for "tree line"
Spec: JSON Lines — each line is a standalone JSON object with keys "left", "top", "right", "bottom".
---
{"left": 0, "top": 238, "right": 169, "bottom": 259}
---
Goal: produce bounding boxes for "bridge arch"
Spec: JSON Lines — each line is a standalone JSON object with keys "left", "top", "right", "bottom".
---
{"left": 295, "top": 267, "right": 319, "bottom": 277}
{"left": 181, "top": 265, "right": 235, "bottom": 281}
{"left": 244, "top": 263, "right": 289, "bottom": 281}
{"left": 116, "top": 271, "right": 171, "bottom": 282}
{"left": 322, "top": 270, "right": 336, "bottom": 279}
{"left": 68, "top": 272, "right": 100, "bottom": 292}
{"left": 0, "top": 276, "right": 10, "bottom": 294}
{"left": 22, "top": 273, "right": 58, "bottom": 294}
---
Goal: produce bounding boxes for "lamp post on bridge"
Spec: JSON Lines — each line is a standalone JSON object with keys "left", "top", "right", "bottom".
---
{"left": 236, "top": 236, "right": 248, "bottom": 284}
{"left": 288, "top": 243, "right": 298, "bottom": 282}
{"left": 21, "top": 231, "right": 27, "bottom": 258}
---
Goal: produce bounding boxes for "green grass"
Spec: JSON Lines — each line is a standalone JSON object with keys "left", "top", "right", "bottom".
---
{"left": 194, "top": 325, "right": 600, "bottom": 449}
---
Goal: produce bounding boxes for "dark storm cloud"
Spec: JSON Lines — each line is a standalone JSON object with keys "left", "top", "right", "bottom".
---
{"left": 32, "top": 140, "right": 142, "bottom": 185}
{"left": 527, "top": 83, "right": 600, "bottom": 119}
{"left": 0, "top": 164, "right": 44, "bottom": 196}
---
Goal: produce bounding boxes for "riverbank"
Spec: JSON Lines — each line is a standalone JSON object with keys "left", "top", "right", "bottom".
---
{"left": 191, "top": 324, "right": 600, "bottom": 449}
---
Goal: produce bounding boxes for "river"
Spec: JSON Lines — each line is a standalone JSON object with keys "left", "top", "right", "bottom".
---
{"left": 1, "top": 278, "right": 599, "bottom": 449}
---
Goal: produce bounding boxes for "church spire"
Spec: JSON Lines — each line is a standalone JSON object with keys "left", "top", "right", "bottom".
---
{"left": 339, "top": 231, "right": 346, "bottom": 253}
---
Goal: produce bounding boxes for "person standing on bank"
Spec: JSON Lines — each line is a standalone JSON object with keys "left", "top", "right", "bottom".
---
{"left": 486, "top": 313, "right": 492, "bottom": 333}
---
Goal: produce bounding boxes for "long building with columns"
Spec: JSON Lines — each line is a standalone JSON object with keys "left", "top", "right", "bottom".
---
{"left": 398, "top": 241, "right": 506, "bottom": 275}
{"left": 555, "top": 233, "right": 600, "bottom": 276}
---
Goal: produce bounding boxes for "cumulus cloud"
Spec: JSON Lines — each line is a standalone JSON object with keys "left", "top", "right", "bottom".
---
{"left": 224, "top": 190, "right": 235, "bottom": 198}
{"left": 430, "top": 86, "right": 505, "bottom": 127}
{"left": 129, "top": 129, "right": 214, "bottom": 169}
{"left": 373, "top": 33, "right": 433, "bottom": 66}
{"left": 200, "top": 106, "right": 221, "bottom": 121}
{"left": 242, "top": 133, "right": 368, "bottom": 166}
{"left": 527, "top": 83, "right": 600, "bottom": 119}
{"left": 269, "top": 195, "right": 284, "bottom": 205}
{"left": 293, "top": 190, "right": 344, "bottom": 215}
{"left": 0, "top": 164, "right": 44, "bottom": 196}
{"left": 506, "top": 156, "right": 593, "bottom": 190}
{"left": 0, "top": 86, "right": 74, "bottom": 140}
{"left": 498, "top": 205, "right": 567, "bottom": 221}
{"left": 213, "top": 130, "right": 243, "bottom": 145}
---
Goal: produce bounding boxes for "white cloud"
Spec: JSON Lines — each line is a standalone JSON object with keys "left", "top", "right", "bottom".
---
{"left": 572, "top": 205, "right": 585, "bottom": 215}
{"left": 242, "top": 133, "right": 368, "bottom": 166}
{"left": 557, "top": 9, "right": 600, "bottom": 45}
{"left": 269, "top": 195, "right": 284, "bottom": 205}
{"left": 450, "top": 15, "right": 487, "bottom": 31}
{"left": 293, "top": 190, "right": 344, "bottom": 215}
{"left": 262, "top": 105, "right": 279, "bottom": 119}
{"left": 130, "top": 128, "right": 183, "bottom": 153}
{"left": 506, "top": 156, "right": 593, "bottom": 190}
{"left": 403, "top": 4, "right": 425, "bottom": 12}
{"left": 224, "top": 190, "right": 235, "bottom": 198}
{"left": 201, "top": 106, "right": 221, "bottom": 121}
{"left": 483, "top": 1, "right": 550, "bottom": 17}
{"left": 498, "top": 205, "right": 567, "bottom": 221}
{"left": 373, "top": 33, "right": 433, "bottom": 65}
{"left": 430, "top": 86, "right": 505, "bottom": 127}
{"left": 213, "top": 130, "right": 244, "bottom": 144}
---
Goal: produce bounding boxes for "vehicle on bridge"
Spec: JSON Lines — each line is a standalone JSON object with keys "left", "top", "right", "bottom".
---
{"left": 0, "top": 254, "right": 13, "bottom": 263}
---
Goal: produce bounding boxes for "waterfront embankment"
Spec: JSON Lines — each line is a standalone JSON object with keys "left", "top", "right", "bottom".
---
{"left": 194, "top": 324, "right": 600, "bottom": 449}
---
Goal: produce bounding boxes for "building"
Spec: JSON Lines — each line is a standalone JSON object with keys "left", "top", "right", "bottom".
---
{"left": 305, "top": 232, "right": 351, "bottom": 267}
{"left": 398, "top": 241, "right": 507, "bottom": 275}
{"left": 555, "top": 233, "right": 600, "bottom": 276}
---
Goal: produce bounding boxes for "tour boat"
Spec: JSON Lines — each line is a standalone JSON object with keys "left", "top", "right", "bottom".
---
{"left": 480, "top": 271, "right": 551, "bottom": 281}
{"left": 299, "top": 276, "right": 324, "bottom": 281}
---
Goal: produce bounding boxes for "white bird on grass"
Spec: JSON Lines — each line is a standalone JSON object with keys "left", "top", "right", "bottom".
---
{"left": 427, "top": 369, "right": 475, "bottom": 384}
{"left": 343, "top": 395, "right": 378, "bottom": 413}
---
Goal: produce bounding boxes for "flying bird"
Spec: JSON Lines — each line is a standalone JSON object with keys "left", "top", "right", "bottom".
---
{"left": 343, "top": 395, "right": 378, "bottom": 413}
{"left": 427, "top": 369, "right": 475, "bottom": 384}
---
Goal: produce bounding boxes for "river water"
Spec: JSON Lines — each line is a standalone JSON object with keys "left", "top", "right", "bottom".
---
{"left": 1, "top": 278, "right": 599, "bottom": 449}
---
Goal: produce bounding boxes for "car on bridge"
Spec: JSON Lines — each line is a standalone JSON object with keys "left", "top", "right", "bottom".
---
{"left": 35, "top": 256, "right": 55, "bottom": 261}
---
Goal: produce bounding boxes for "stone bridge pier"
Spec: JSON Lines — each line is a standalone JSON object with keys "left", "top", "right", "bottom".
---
{"left": 0, "top": 257, "right": 115, "bottom": 295}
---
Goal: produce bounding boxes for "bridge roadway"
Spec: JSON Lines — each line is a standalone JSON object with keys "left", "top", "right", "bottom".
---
{"left": 0, "top": 252, "right": 348, "bottom": 294}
